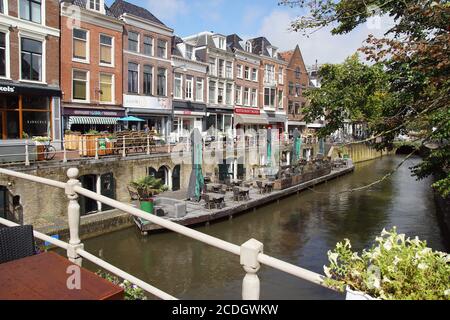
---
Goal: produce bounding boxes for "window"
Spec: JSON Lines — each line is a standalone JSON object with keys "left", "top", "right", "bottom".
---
{"left": 209, "top": 81, "right": 216, "bottom": 103}
{"left": 89, "top": 0, "right": 101, "bottom": 11}
{"left": 20, "top": 0, "right": 41, "bottom": 24}
{"left": 289, "top": 82, "right": 294, "bottom": 95}
{"left": 21, "top": 38, "right": 42, "bottom": 81}
{"left": 237, "top": 64, "right": 243, "bottom": 78}
{"left": 174, "top": 73, "right": 182, "bottom": 99}
{"left": 295, "top": 84, "right": 301, "bottom": 96}
{"left": 209, "top": 57, "right": 216, "bottom": 76}
{"left": 99, "top": 74, "right": 113, "bottom": 103}
{"left": 186, "top": 76, "right": 193, "bottom": 100}
{"left": 218, "top": 59, "right": 224, "bottom": 78}
{"left": 288, "top": 101, "right": 294, "bottom": 114}
{"left": 218, "top": 82, "right": 224, "bottom": 104}
{"left": 278, "top": 90, "right": 283, "bottom": 109}
{"left": 186, "top": 45, "right": 193, "bottom": 60}
{"left": 235, "top": 85, "right": 242, "bottom": 105}
{"left": 264, "top": 88, "right": 276, "bottom": 108}
{"left": 278, "top": 67, "right": 283, "bottom": 84}
{"left": 0, "top": 1, "right": 4, "bottom": 14}
{"left": 143, "top": 65, "right": 152, "bottom": 95}
{"left": 73, "top": 70, "right": 88, "bottom": 101}
{"left": 196, "top": 78, "right": 204, "bottom": 102}
{"left": 244, "top": 66, "right": 250, "bottom": 80}
{"left": 218, "top": 37, "right": 225, "bottom": 50}
{"left": 128, "top": 32, "right": 139, "bottom": 52}
{"left": 251, "top": 89, "right": 257, "bottom": 107}
{"left": 157, "top": 39, "right": 167, "bottom": 58}
{"left": 252, "top": 68, "right": 257, "bottom": 81}
{"left": 264, "top": 64, "right": 275, "bottom": 83}
{"left": 127, "top": 62, "right": 138, "bottom": 93}
{"left": 226, "top": 83, "right": 232, "bottom": 105}
{"left": 244, "top": 88, "right": 250, "bottom": 106}
{"left": 0, "top": 32, "right": 5, "bottom": 77}
{"left": 144, "top": 36, "right": 153, "bottom": 56}
{"left": 100, "top": 35, "right": 113, "bottom": 65}
{"left": 226, "top": 61, "right": 232, "bottom": 78}
{"left": 295, "top": 67, "right": 301, "bottom": 79}
{"left": 157, "top": 68, "right": 166, "bottom": 96}
{"left": 245, "top": 41, "right": 252, "bottom": 52}
{"left": 73, "top": 29, "right": 88, "bottom": 61}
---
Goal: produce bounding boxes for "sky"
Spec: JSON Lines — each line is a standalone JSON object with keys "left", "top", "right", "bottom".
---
{"left": 107, "top": 0, "right": 396, "bottom": 66}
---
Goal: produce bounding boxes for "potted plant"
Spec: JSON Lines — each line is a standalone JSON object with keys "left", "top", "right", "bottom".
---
{"left": 129, "top": 176, "right": 167, "bottom": 214}
{"left": 32, "top": 136, "right": 51, "bottom": 161}
{"left": 323, "top": 227, "right": 450, "bottom": 300}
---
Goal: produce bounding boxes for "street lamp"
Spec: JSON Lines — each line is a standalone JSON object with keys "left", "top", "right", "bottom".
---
{"left": 171, "top": 65, "right": 187, "bottom": 141}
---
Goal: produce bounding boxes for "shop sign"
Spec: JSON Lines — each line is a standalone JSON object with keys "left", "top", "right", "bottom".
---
{"left": 0, "top": 85, "right": 15, "bottom": 93}
{"left": 234, "top": 107, "right": 261, "bottom": 115}
{"left": 98, "top": 138, "right": 107, "bottom": 150}
{"left": 123, "top": 95, "right": 171, "bottom": 110}
{"left": 63, "top": 109, "right": 125, "bottom": 117}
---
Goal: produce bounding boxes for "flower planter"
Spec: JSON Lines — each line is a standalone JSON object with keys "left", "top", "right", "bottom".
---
{"left": 345, "top": 286, "right": 378, "bottom": 300}
{"left": 64, "top": 134, "right": 81, "bottom": 150}
{"left": 139, "top": 199, "right": 154, "bottom": 214}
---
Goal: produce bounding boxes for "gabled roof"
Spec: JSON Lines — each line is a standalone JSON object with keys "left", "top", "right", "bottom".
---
{"left": 109, "top": 0, "right": 167, "bottom": 27}
{"left": 63, "top": 0, "right": 115, "bottom": 17}
{"left": 183, "top": 32, "right": 233, "bottom": 53}
{"left": 227, "top": 34, "right": 243, "bottom": 52}
{"left": 279, "top": 50, "right": 294, "bottom": 63}
{"left": 247, "top": 37, "right": 273, "bottom": 56}
{"left": 171, "top": 36, "right": 184, "bottom": 57}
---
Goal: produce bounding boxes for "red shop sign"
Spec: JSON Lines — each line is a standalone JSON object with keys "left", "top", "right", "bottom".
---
{"left": 234, "top": 107, "right": 260, "bottom": 115}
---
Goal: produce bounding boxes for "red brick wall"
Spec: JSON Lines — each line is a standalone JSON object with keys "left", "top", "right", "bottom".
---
{"left": 60, "top": 15, "right": 123, "bottom": 105}
{"left": 285, "top": 47, "right": 310, "bottom": 121}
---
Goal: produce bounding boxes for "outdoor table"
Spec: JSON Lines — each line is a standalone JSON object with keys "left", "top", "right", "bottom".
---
{"left": 230, "top": 179, "right": 242, "bottom": 186}
{"left": 0, "top": 252, "right": 124, "bottom": 300}
{"left": 263, "top": 181, "right": 274, "bottom": 193}
{"left": 237, "top": 187, "right": 250, "bottom": 200}
{"left": 208, "top": 183, "right": 223, "bottom": 193}
{"left": 204, "top": 193, "right": 225, "bottom": 209}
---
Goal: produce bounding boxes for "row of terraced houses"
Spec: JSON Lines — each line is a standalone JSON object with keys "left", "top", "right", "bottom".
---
{"left": 0, "top": 0, "right": 318, "bottom": 146}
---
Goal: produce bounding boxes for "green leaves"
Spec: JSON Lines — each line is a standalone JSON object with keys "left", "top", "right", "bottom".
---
{"left": 323, "top": 227, "right": 450, "bottom": 299}
{"left": 97, "top": 271, "right": 147, "bottom": 300}
{"left": 130, "top": 176, "right": 168, "bottom": 200}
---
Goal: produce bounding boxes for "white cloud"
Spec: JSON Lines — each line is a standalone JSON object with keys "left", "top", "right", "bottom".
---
{"left": 146, "top": 0, "right": 188, "bottom": 22}
{"left": 257, "top": 10, "right": 395, "bottom": 66}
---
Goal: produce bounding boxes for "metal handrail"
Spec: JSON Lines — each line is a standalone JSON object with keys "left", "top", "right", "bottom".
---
{"left": 0, "top": 165, "right": 330, "bottom": 300}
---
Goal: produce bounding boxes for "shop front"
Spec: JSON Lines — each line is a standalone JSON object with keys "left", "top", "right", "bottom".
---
{"left": 234, "top": 107, "right": 269, "bottom": 134}
{"left": 0, "top": 82, "right": 61, "bottom": 143}
{"left": 63, "top": 106, "right": 125, "bottom": 134}
{"left": 266, "top": 111, "right": 287, "bottom": 141}
{"left": 173, "top": 101, "right": 206, "bottom": 142}
{"left": 205, "top": 107, "right": 234, "bottom": 137}
{"left": 124, "top": 95, "right": 171, "bottom": 139}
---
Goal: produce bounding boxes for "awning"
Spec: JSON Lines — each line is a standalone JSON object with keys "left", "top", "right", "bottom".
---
{"left": 288, "top": 121, "right": 306, "bottom": 126}
{"left": 267, "top": 114, "right": 287, "bottom": 123}
{"left": 68, "top": 116, "right": 120, "bottom": 126}
{"left": 234, "top": 114, "right": 269, "bottom": 125}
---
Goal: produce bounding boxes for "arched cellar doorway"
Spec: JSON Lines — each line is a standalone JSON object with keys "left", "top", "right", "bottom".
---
{"left": 172, "top": 165, "right": 181, "bottom": 191}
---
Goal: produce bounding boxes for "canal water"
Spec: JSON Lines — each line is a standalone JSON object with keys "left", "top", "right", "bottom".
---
{"left": 83, "top": 155, "right": 448, "bottom": 299}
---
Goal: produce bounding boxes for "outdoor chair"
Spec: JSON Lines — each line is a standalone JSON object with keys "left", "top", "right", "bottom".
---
{"left": 233, "top": 187, "right": 244, "bottom": 202}
{"left": 256, "top": 181, "right": 265, "bottom": 194}
{"left": 0, "top": 225, "right": 36, "bottom": 264}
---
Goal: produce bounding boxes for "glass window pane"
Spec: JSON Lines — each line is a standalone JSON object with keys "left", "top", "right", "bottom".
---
{"left": 73, "top": 70, "right": 87, "bottom": 80}
{"left": 100, "top": 35, "right": 112, "bottom": 45}
{"left": 100, "top": 45, "right": 111, "bottom": 64}
{"left": 20, "top": 0, "right": 30, "bottom": 20}
{"left": 31, "top": 54, "right": 41, "bottom": 81}
{"left": 0, "top": 33, "right": 5, "bottom": 77}
{"left": 6, "top": 111, "right": 20, "bottom": 139}
{"left": 21, "top": 52, "right": 31, "bottom": 80}
{"left": 23, "top": 111, "right": 49, "bottom": 137}
{"left": 73, "top": 29, "right": 87, "bottom": 40}
{"left": 22, "top": 38, "right": 42, "bottom": 54}
{"left": 31, "top": 2, "right": 41, "bottom": 23}
{"left": 128, "top": 62, "right": 138, "bottom": 72}
{"left": 73, "top": 80, "right": 86, "bottom": 100}
{"left": 22, "top": 96, "right": 48, "bottom": 110}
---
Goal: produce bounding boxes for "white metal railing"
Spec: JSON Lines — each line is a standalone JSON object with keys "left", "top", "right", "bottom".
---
{"left": 0, "top": 166, "right": 330, "bottom": 300}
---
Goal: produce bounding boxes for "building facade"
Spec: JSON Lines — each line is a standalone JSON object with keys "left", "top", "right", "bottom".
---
{"left": 0, "top": 0, "right": 61, "bottom": 144}
{"left": 60, "top": 0, "right": 124, "bottom": 134}
{"left": 227, "top": 34, "right": 264, "bottom": 133}
{"left": 248, "top": 37, "right": 288, "bottom": 138}
{"left": 171, "top": 36, "right": 208, "bottom": 142}
{"left": 183, "top": 32, "right": 235, "bottom": 136}
{"left": 280, "top": 45, "right": 310, "bottom": 136}
{"left": 110, "top": 0, "right": 173, "bottom": 138}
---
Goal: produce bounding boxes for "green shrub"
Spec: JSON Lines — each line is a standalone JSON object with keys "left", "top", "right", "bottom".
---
{"left": 323, "top": 227, "right": 450, "bottom": 300}
{"left": 96, "top": 271, "right": 147, "bottom": 300}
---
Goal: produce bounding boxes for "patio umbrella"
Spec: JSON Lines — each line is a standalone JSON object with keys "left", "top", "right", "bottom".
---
{"left": 187, "top": 128, "right": 204, "bottom": 201}
{"left": 266, "top": 127, "right": 272, "bottom": 167}
{"left": 292, "top": 128, "right": 302, "bottom": 162}
{"left": 118, "top": 116, "right": 145, "bottom": 122}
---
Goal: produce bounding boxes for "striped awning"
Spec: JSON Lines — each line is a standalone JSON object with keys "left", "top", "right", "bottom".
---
{"left": 68, "top": 116, "right": 120, "bottom": 126}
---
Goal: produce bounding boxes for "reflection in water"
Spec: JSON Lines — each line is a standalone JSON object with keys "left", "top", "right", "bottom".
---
{"left": 83, "top": 156, "right": 447, "bottom": 300}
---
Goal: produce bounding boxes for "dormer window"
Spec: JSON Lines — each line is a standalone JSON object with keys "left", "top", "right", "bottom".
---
{"left": 272, "top": 49, "right": 277, "bottom": 58}
{"left": 186, "top": 45, "right": 193, "bottom": 60}
{"left": 89, "top": 0, "right": 104, "bottom": 12}
{"left": 218, "top": 37, "right": 225, "bottom": 50}
{"left": 245, "top": 41, "right": 252, "bottom": 53}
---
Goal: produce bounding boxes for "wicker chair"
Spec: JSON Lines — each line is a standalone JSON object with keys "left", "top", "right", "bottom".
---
{"left": 0, "top": 225, "right": 36, "bottom": 264}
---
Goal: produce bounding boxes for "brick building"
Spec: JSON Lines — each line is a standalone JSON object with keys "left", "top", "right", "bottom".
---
{"left": 227, "top": 34, "right": 264, "bottom": 133}
{"left": 280, "top": 45, "right": 310, "bottom": 136}
{"left": 60, "top": 0, "right": 124, "bottom": 134}
{"left": 0, "top": 0, "right": 61, "bottom": 144}
{"left": 247, "top": 37, "right": 288, "bottom": 137}
{"left": 110, "top": 0, "right": 173, "bottom": 138}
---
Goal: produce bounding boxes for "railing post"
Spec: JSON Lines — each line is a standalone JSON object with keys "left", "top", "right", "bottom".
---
{"left": 147, "top": 135, "right": 150, "bottom": 155}
{"left": 240, "top": 238, "right": 263, "bottom": 300}
{"left": 122, "top": 136, "right": 126, "bottom": 158}
{"left": 65, "top": 168, "right": 84, "bottom": 266}
{"left": 63, "top": 141, "right": 68, "bottom": 163}
{"left": 25, "top": 140, "right": 30, "bottom": 166}
{"left": 95, "top": 138, "right": 99, "bottom": 160}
